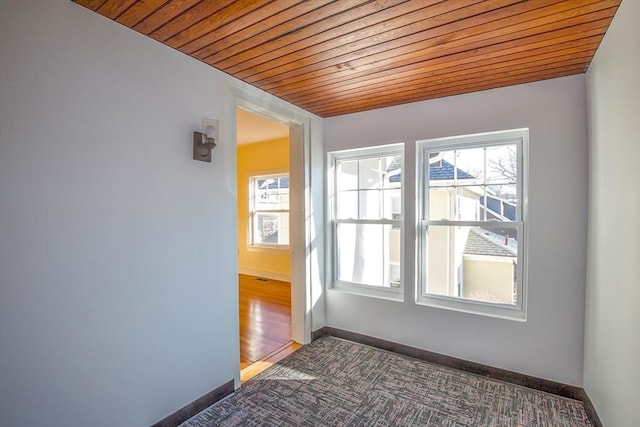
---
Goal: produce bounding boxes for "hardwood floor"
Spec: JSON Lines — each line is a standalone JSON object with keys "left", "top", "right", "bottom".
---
{"left": 239, "top": 274, "right": 292, "bottom": 370}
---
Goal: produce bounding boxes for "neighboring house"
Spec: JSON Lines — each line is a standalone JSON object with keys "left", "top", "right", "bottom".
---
{"left": 462, "top": 228, "right": 517, "bottom": 304}
{"left": 384, "top": 156, "right": 518, "bottom": 304}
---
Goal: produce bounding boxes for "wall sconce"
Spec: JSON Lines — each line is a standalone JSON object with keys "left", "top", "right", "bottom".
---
{"left": 193, "top": 117, "right": 219, "bottom": 162}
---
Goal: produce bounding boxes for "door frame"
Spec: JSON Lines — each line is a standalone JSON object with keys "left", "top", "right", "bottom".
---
{"left": 234, "top": 89, "right": 313, "bottom": 345}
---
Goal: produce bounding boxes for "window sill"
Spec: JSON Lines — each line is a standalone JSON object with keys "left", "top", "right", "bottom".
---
{"left": 246, "top": 245, "right": 291, "bottom": 252}
{"left": 416, "top": 294, "right": 526, "bottom": 321}
{"left": 330, "top": 281, "right": 403, "bottom": 302}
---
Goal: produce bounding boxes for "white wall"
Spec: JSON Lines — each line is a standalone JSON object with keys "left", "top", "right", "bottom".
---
{"left": 0, "top": 1, "right": 319, "bottom": 426}
{"left": 584, "top": 0, "right": 640, "bottom": 425}
{"left": 325, "top": 75, "right": 588, "bottom": 385}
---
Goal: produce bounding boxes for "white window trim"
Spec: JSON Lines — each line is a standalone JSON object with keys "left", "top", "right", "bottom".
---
{"left": 249, "top": 172, "right": 290, "bottom": 249}
{"left": 327, "top": 143, "right": 404, "bottom": 300}
{"left": 416, "top": 129, "right": 529, "bottom": 321}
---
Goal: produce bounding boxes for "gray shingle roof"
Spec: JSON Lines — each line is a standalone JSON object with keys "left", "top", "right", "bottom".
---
{"left": 429, "top": 159, "right": 475, "bottom": 180}
{"left": 388, "top": 159, "right": 474, "bottom": 183}
{"left": 464, "top": 228, "right": 517, "bottom": 257}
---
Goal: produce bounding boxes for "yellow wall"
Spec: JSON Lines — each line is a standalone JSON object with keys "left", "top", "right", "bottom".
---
{"left": 237, "top": 137, "right": 291, "bottom": 279}
{"left": 462, "top": 256, "right": 515, "bottom": 303}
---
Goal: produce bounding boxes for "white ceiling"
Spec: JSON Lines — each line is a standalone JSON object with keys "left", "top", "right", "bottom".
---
{"left": 236, "top": 108, "right": 289, "bottom": 146}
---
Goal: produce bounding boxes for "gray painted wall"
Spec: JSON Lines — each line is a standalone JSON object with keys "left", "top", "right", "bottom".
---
{"left": 585, "top": 0, "right": 640, "bottom": 425}
{"left": 325, "top": 75, "right": 588, "bottom": 386}
{"left": 0, "top": 1, "right": 319, "bottom": 425}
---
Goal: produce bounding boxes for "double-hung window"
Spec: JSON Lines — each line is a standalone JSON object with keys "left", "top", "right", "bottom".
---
{"left": 416, "top": 129, "right": 528, "bottom": 319}
{"left": 328, "top": 144, "right": 403, "bottom": 299}
{"left": 249, "top": 174, "right": 289, "bottom": 247}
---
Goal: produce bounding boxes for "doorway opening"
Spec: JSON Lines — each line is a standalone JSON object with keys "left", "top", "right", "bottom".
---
{"left": 236, "top": 107, "right": 301, "bottom": 381}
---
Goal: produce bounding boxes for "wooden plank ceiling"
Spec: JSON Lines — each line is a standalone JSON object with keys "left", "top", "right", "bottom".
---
{"left": 74, "top": 0, "right": 621, "bottom": 117}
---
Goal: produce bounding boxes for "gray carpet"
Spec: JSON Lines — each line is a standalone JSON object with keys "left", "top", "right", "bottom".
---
{"left": 182, "top": 336, "right": 591, "bottom": 426}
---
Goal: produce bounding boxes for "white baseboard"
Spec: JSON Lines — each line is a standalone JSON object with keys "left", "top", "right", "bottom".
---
{"left": 239, "top": 268, "right": 291, "bottom": 283}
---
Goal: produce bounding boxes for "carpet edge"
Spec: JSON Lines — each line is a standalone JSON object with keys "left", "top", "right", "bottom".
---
{"left": 149, "top": 379, "right": 235, "bottom": 427}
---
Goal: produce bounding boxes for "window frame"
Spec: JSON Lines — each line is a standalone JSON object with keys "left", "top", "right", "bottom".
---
{"left": 416, "top": 129, "right": 529, "bottom": 320}
{"left": 327, "top": 143, "right": 404, "bottom": 300}
{"left": 248, "top": 172, "right": 290, "bottom": 249}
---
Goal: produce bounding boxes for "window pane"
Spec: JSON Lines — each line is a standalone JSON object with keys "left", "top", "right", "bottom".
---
{"left": 253, "top": 176, "right": 288, "bottom": 210}
{"left": 337, "top": 223, "right": 398, "bottom": 287}
{"left": 358, "top": 158, "right": 381, "bottom": 189}
{"left": 427, "top": 183, "right": 519, "bottom": 222}
{"left": 383, "top": 155, "right": 402, "bottom": 189}
{"left": 331, "top": 148, "right": 403, "bottom": 292}
{"left": 255, "top": 189, "right": 285, "bottom": 210}
{"left": 336, "top": 155, "right": 401, "bottom": 221}
{"left": 386, "top": 224, "right": 401, "bottom": 287}
{"left": 429, "top": 149, "right": 486, "bottom": 188}
{"left": 425, "top": 225, "right": 518, "bottom": 305}
{"left": 455, "top": 147, "right": 485, "bottom": 183}
{"left": 482, "top": 185, "right": 517, "bottom": 221}
{"left": 253, "top": 212, "right": 289, "bottom": 245}
{"left": 457, "top": 187, "right": 483, "bottom": 221}
{"left": 337, "top": 160, "right": 358, "bottom": 191}
{"left": 429, "top": 188, "right": 452, "bottom": 221}
{"left": 336, "top": 191, "right": 357, "bottom": 219}
{"left": 358, "top": 190, "right": 380, "bottom": 219}
{"left": 277, "top": 187, "right": 290, "bottom": 210}
{"left": 382, "top": 189, "right": 401, "bottom": 219}
{"left": 486, "top": 144, "right": 517, "bottom": 184}
{"left": 253, "top": 179, "right": 268, "bottom": 210}
{"left": 428, "top": 151, "right": 455, "bottom": 187}
{"left": 428, "top": 186, "right": 486, "bottom": 221}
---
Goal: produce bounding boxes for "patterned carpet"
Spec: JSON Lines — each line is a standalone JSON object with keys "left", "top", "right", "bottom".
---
{"left": 181, "top": 336, "right": 591, "bottom": 426}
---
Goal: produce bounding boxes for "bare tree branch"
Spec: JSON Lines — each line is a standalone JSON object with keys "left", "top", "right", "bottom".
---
{"left": 488, "top": 146, "right": 517, "bottom": 182}
{"left": 488, "top": 146, "right": 517, "bottom": 198}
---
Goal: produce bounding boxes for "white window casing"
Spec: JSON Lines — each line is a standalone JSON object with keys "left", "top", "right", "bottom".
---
{"left": 416, "top": 128, "right": 529, "bottom": 320}
{"left": 327, "top": 144, "right": 404, "bottom": 301}
{"left": 249, "top": 173, "right": 290, "bottom": 248}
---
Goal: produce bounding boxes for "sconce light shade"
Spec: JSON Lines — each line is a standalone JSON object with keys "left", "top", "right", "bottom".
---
{"left": 193, "top": 131, "right": 216, "bottom": 162}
